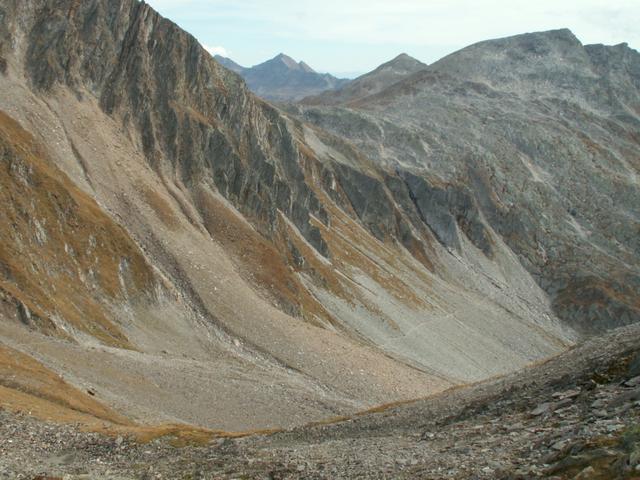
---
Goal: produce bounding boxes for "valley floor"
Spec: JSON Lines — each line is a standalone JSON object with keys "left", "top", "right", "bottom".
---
{"left": 1, "top": 325, "right": 639, "bottom": 479}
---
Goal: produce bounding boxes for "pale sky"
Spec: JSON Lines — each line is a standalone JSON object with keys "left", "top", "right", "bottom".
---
{"left": 146, "top": 0, "right": 640, "bottom": 78}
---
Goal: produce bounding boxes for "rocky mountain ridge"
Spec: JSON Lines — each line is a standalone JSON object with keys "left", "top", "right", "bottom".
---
{"left": 214, "top": 55, "right": 245, "bottom": 74}
{"left": 293, "top": 28, "right": 640, "bottom": 335}
{"left": 302, "top": 52, "right": 427, "bottom": 105}
{"left": 0, "top": 0, "right": 635, "bottom": 446}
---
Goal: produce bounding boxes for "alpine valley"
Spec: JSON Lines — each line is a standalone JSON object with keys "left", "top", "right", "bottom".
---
{"left": 0, "top": 1, "right": 639, "bottom": 478}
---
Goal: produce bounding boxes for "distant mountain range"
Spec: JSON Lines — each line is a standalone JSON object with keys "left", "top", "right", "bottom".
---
{"left": 215, "top": 52, "right": 427, "bottom": 104}
{"left": 214, "top": 53, "right": 349, "bottom": 102}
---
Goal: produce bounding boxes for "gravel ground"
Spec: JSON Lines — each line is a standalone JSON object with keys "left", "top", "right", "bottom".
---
{"left": 2, "top": 324, "right": 639, "bottom": 479}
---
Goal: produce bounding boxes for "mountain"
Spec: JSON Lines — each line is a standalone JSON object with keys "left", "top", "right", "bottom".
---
{"left": 0, "top": 0, "right": 638, "bottom": 459}
{"left": 214, "top": 53, "right": 350, "bottom": 102}
{"left": 0, "top": 0, "right": 579, "bottom": 433}
{"left": 302, "top": 53, "right": 427, "bottom": 105}
{"left": 214, "top": 55, "right": 245, "bottom": 74}
{"left": 294, "top": 28, "right": 640, "bottom": 335}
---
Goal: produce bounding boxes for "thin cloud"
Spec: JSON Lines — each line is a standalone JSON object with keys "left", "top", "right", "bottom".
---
{"left": 148, "top": 0, "right": 639, "bottom": 47}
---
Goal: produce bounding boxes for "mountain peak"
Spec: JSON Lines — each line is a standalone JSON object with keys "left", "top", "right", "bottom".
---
{"left": 301, "top": 53, "right": 426, "bottom": 106}
{"left": 269, "top": 53, "right": 301, "bottom": 70}
{"left": 384, "top": 53, "right": 427, "bottom": 71}
{"left": 266, "top": 54, "right": 317, "bottom": 73}
{"left": 224, "top": 53, "right": 346, "bottom": 101}
{"left": 369, "top": 53, "right": 427, "bottom": 78}
{"left": 470, "top": 28, "right": 582, "bottom": 55}
{"left": 513, "top": 28, "right": 583, "bottom": 51}
{"left": 392, "top": 53, "right": 415, "bottom": 62}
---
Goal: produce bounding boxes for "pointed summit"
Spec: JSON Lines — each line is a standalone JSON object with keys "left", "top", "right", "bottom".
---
{"left": 257, "top": 54, "right": 317, "bottom": 74}
{"left": 374, "top": 53, "right": 427, "bottom": 76}
{"left": 302, "top": 53, "right": 427, "bottom": 106}
{"left": 221, "top": 53, "right": 347, "bottom": 101}
{"left": 272, "top": 53, "right": 300, "bottom": 70}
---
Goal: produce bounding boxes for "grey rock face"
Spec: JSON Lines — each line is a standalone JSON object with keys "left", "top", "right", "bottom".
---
{"left": 400, "top": 171, "right": 493, "bottom": 256}
{"left": 215, "top": 53, "right": 349, "bottom": 102}
{"left": 6, "top": 0, "right": 329, "bottom": 257}
{"left": 295, "top": 29, "right": 640, "bottom": 335}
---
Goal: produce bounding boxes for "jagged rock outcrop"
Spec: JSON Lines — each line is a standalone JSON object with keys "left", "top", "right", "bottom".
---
{"left": 215, "top": 53, "right": 349, "bottom": 102}
{"left": 9, "top": 0, "right": 329, "bottom": 256}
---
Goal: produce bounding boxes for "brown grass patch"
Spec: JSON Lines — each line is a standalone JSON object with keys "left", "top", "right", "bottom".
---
{"left": 301, "top": 144, "right": 435, "bottom": 301}
{"left": 0, "top": 109, "right": 155, "bottom": 347}
{"left": 0, "top": 377, "right": 283, "bottom": 445}
{"left": 253, "top": 141, "right": 440, "bottom": 323}
{"left": 168, "top": 100, "right": 218, "bottom": 129}
{"left": 309, "top": 186, "right": 429, "bottom": 310}
{"left": 579, "top": 132, "right": 607, "bottom": 156}
{"left": 356, "top": 398, "right": 421, "bottom": 416}
{"left": 123, "top": 424, "right": 282, "bottom": 446}
{"left": 0, "top": 344, "right": 284, "bottom": 445}
{"left": 553, "top": 275, "right": 640, "bottom": 313}
{"left": 138, "top": 182, "right": 180, "bottom": 230}
{"left": 0, "top": 345, "right": 280, "bottom": 447}
{"left": 305, "top": 415, "right": 352, "bottom": 427}
{"left": 0, "top": 344, "right": 131, "bottom": 425}
{"left": 278, "top": 210, "right": 355, "bottom": 306}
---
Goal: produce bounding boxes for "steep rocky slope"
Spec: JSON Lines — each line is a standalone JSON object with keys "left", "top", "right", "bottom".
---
{"left": 293, "top": 29, "right": 640, "bottom": 335}
{"left": 0, "top": 0, "right": 450, "bottom": 429}
{"left": 215, "top": 53, "right": 349, "bottom": 102}
{"left": 0, "top": 0, "right": 622, "bottom": 435}
{"left": 302, "top": 53, "right": 427, "bottom": 106}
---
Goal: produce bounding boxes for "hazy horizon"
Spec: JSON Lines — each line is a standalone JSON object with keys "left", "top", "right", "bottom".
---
{"left": 148, "top": 1, "right": 637, "bottom": 77}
